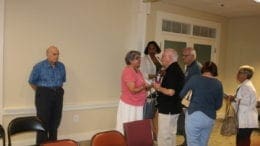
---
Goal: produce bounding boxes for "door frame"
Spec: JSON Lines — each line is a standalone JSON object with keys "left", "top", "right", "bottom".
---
{"left": 155, "top": 11, "right": 221, "bottom": 64}
{"left": 0, "top": 0, "right": 4, "bottom": 124}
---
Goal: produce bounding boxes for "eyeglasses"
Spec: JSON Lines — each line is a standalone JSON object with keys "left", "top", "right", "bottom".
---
{"left": 182, "top": 54, "right": 191, "bottom": 57}
{"left": 238, "top": 70, "right": 246, "bottom": 74}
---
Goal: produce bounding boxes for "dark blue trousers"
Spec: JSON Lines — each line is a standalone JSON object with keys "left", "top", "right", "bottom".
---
{"left": 35, "top": 87, "right": 64, "bottom": 144}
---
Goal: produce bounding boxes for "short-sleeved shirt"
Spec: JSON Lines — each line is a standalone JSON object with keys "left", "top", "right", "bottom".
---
{"left": 120, "top": 66, "right": 147, "bottom": 106}
{"left": 29, "top": 59, "right": 66, "bottom": 87}
{"left": 157, "top": 62, "right": 185, "bottom": 114}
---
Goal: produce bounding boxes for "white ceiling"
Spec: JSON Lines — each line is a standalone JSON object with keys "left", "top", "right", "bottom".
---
{"left": 160, "top": 0, "right": 260, "bottom": 18}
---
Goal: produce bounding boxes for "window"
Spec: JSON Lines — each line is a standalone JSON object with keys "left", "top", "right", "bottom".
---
{"left": 161, "top": 19, "right": 216, "bottom": 39}
{"left": 162, "top": 19, "right": 191, "bottom": 35}
{"left": 193, "top": 25, "right": 216, "bottom": 38}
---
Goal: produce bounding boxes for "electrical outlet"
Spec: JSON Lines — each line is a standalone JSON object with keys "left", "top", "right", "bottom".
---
{"left": 73, "top": 114, "right": 79, "bottom": 122}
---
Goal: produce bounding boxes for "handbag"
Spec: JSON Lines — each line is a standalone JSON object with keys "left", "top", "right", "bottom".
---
{"left": 220, "top": 99, "right": 238, "bottom": 136}
{"left": 143, "top": 91, "right": 157, "bottom": 119}
{"left": 181, "top": 90, "right": 192, "bottom": 107}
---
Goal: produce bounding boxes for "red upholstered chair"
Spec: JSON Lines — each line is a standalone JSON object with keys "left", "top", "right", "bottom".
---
{"left": 40, "top": 139, "right": 78, "bottom": 146}
{"left": 91, "top": 130, "right": 127, "bottom": 146}
{"left": 123, "top": 119, "right": 153, "bottom": 146}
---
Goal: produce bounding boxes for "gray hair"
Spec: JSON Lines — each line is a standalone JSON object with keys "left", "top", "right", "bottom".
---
{"left": 125, "top": 50, "right": 141, "bottom": 65}
{"left": 239, "top": 65, "right": 255, "bottom": 79}
{"left": 184, "top": 47, "right": 197, "bottom": 59}
{"left": 164, "top": 48, "right": 178, "bottom": 62}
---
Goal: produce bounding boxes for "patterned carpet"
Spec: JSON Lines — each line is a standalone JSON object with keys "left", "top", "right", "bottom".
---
{"left": 80, "top": 119, "right": 260, "bottom": 146}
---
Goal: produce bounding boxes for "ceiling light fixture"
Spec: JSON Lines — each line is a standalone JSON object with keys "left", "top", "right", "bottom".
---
{"left": 254, "top": 0, "right": 260, "bottom": 3}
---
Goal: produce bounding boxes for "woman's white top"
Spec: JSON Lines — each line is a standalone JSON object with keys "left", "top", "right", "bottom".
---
{"left": 140, "top": 55, "right": 160, "bottom": 84}
{"left": 233, "top": 79, "right": 259, "bottom": 128}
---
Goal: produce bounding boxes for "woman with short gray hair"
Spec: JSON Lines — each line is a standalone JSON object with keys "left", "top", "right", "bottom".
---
{"left": 125, "top": 50, "right": 141, "bottom": 65}
{"left": 229, "top": 65, "right": 258, "bottom": 146}
{"left": 238, "top": 65, "right": 254, "bottom": 79}
{"left": 116, "top": 50, "right": 150, "bottom": 133}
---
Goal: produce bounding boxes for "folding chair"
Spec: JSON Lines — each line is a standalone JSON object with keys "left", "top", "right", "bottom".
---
{"left": 7, "top": 116, "right": 46, "bottom": 146}
{"left": 91, "top": 130, "right": 127, "bottom": 146}
{"left": 123, "top": 119, "right": 153, "bottom": 146}
{"left": 40, "top": 139, "right": 78, "bottom": 146}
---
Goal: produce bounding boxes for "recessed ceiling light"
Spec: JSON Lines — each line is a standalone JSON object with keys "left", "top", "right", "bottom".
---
{"left": 254, "top": 0, "right": 260, "bottom": 3}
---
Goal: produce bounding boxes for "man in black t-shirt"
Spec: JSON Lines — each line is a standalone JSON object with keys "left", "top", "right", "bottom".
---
{"left": 153, "top": 48, "right": 185, "bottom": 146}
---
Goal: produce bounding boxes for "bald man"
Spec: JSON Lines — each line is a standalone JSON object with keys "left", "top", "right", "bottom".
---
{"left": 29, "top": 46, "right": 66, "bottom": 144}
{"left": 177, "top": 47, "right": 201, "bottom": 146}
{"left": 153, "top": 48, "right": 185, "bottom": 146}
{"left": 182, "top": 47, "right": 201, "bottom": 82}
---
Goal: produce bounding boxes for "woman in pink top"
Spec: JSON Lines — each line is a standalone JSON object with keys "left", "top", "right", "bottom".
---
{"left": 116, "top": 50, "right": 150, "bottom": 133}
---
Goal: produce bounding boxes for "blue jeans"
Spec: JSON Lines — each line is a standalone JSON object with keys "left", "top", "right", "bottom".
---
{"left": 185, "top": 111, "right": 214, "bottom": 146}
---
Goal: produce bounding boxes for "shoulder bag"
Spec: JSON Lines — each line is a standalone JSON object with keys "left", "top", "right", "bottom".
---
{"left": 220, "top": 98, "right": 238, "bottom": 136}
{"left": 143, "top": 91, "right": 158, "bottom": 119}
{"left": 181, "top": 90, "right": 192, "bottom": 108}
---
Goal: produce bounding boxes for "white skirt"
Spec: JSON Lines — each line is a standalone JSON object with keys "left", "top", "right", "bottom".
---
{"left": 115, "top": 100, "right": 143, "bottom": 134}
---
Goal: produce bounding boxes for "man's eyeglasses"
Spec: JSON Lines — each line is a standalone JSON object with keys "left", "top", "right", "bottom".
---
{"left": 182, "top": 54, "right": 191, "bottom": 57}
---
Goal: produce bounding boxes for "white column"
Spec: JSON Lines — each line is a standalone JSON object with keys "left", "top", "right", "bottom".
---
{"left": 0, "top": 0, "right": 4, "bottom": 123}
{"left": 136, "top": 0, "right": 150, "bottom": 53}
{"left": 125, "top": 0, "right": 150, "bottom": 54}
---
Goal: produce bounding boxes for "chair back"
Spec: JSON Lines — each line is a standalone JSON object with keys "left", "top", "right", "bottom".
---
{"left": 0, "top": 124, "right": 5, "bottom": 146}
{"left": 40, "top": 139, "right": 78, "bottom": 146}
{"left": 123, "top": 119, "right": 153, "bottom": 146}
{"left": 8, "top": 116, "right": 46, "bottom": 146}
{"left": 91, "top": 130, "right": 127, "bottom": 146}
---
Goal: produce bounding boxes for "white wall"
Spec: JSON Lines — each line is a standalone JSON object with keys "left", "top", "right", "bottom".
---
{"left": 2, "top": 0, "right": 149, "bottom": 144}
{"left": 224, "top": 16, "right": 260, "bottom": 95}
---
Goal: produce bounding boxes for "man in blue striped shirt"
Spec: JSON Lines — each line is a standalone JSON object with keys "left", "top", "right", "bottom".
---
{"left": 29, "top": 46, "right": 66, "bottom": 144}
